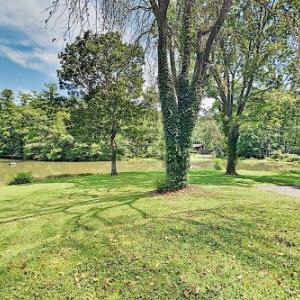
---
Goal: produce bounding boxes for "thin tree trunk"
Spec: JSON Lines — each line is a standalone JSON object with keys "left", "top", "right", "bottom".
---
{"left": 110, "top": 131, "right": 117, "bottom": 176}
{"left": 226, "top": 124, "right": 239, "bottom": 175}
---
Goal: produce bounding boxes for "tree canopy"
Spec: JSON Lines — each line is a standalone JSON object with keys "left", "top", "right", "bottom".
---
{"left": 58, "top": 32, "right": 145, "bottom": 175}
{"left": 209, "top": 0, "right": 297, "bottom": 174}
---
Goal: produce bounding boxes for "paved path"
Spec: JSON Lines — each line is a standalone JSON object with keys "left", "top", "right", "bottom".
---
{"left": 259, "top": 185, "right": 300, "bottom": 198}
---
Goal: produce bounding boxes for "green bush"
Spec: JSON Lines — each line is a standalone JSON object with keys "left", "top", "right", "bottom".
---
{"left": 271, "top": 150, "right": 300, "bottom": 162}
{"left": 9, "top": 172, "right": 34, "bottom": 185}
{"left": 213, "top": 158, "right": 223, "bottom": 171}
{"left": 155, "top": 178, "right": 186, "bottom": 193}
{"left": 282, "top": 154, "right": 300, "bottom": 162}
{"left": 271, "top": 149, "right": 284, "bottom": 160}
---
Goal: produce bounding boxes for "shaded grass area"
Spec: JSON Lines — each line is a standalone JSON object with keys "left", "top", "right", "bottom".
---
{"left": 0, "top": 170, "right": 299, "bottom": 299}
{"left": 189, "top": 170, "right": 300, "bottom": 187}
{"left": 36, "top": 169, "right": 300, "bottom": 187}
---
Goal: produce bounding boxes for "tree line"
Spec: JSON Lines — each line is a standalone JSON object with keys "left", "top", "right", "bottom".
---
{"left": 1, "top": 82, "right": 298, "bottom": 167}
{"left": 0, "top": 84, "right": 163, "bottom": 166}
{"left": 194, "top": 90, "right": 300, "bottom": 160}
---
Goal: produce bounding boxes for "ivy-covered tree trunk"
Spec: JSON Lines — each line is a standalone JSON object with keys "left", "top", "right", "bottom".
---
{"left": 110, "top": 130, "right": 117, "bottom": 176}
{"left": 225, "top": 124, "right": 239, "bottom": 175}
{"left": 157, "top": 9, "right": 195, "bottom": 190}
{"left": 153, "top": 0, "right": 231, "bottom": 191}
{"left": 175, "top": 0, "right": 196, "bottom": 189}
{"left": 155, "top": 15, "right": 181, "bottom": 189}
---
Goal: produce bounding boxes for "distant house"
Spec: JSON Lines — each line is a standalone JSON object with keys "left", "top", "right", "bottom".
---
{"left": 193, "top": 144, "right": 205, "bottom": 154}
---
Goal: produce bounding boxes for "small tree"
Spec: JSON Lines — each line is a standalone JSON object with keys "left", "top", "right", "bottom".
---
{"left": 58, "top": 32, "right": 144, "bottom": 175}
{"left": 0, "top": 89, "right": 22, "bottom": 157}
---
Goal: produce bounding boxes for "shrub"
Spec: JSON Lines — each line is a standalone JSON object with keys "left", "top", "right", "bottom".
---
{"left": 271, "top": 149, "right": 284, "bottom": 160}
{"left": 271, "top": 150, "right": 300, "bottom": 162}
{"left": 213, "top": 158, "right": 223, "bottom": 171}
{"left": 155, "top": 178, "right": 186, "bottom": 193}
{"left": 9, "top": 172, "right": 34, "bottom": 185}
{"left": 283, "top": 154, "right": 300, "bottom": 162}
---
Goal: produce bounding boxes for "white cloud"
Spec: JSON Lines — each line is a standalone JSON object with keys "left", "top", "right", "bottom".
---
{"left": 0, "top": 0, "right": 65, "bottom": 76}
{"left": 0, "top": 0, "right": 154, "bottom": 82}
{"left": 0, "top": 44, "right": 58, "bottom": 77}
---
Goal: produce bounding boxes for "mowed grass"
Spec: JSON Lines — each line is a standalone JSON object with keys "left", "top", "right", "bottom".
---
{"left": 0, "top": 170, "right": 299, "bottom": 299}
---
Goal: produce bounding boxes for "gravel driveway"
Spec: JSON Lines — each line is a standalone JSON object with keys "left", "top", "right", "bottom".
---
{"left": 259, "top": 185, "right": 300, "bottom": 198}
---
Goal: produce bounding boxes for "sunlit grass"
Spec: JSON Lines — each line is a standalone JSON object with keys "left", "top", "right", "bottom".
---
{"left": 0, "top": 170, "right": 299, "bottom": 299}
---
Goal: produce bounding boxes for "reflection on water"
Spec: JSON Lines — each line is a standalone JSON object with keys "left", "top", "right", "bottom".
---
{"left": 241, "top": 159, "right": 300, "bottom": 173}
{"left": 0, "top": 158, "right": 299, "bottom": 185}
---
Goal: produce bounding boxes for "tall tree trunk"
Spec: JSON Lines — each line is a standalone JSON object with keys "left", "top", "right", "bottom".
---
{"left": 152, "top": 0, "right": 231, "bottom": 191}
{"left": 226, "top": 124, "right": 239, "bottom": 175}
{"left": 157, "top": 19, "right": 186, "bottom": 190}
{"left": 110, "top": 131, "right": 117, "bottom": 176}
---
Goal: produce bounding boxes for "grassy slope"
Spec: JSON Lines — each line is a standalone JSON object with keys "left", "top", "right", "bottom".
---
{"left": 0, "top": 170, "right": 299, "bottom": 299}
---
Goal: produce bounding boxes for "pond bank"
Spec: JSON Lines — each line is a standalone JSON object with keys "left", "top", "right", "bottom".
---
{"left": 1, "top": 157, "right": 299, "bottom": 186}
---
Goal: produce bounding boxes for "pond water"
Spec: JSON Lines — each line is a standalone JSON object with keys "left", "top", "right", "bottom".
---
{"left": 0, "top": 157, "right": 299, "bottom": 186}
{"left": 0, "top": 159, "right": 164, "bottom": 186}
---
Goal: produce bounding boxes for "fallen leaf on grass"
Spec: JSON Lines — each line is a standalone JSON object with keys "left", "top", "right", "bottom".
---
{"left": 74, "top": 272, "right": 81, "bottom": 289}
{"left": 183, "top": 286, "right": 200, "bottom": 298}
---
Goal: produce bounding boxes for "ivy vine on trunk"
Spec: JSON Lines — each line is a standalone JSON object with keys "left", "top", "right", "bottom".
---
{"left": 151, "top": 0, "right": 232, "bottom": 190}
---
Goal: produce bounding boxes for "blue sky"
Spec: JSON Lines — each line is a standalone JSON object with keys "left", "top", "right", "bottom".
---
{"left": 0, "top": 0, "right": 64, "bottom": 93}
{"left": 0, "top": 0, "right": 214, "bottom": 110}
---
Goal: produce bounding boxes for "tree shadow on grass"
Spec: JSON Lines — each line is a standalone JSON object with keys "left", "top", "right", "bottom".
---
{"left": 1, "top": 172, "right": 299, "bottom": 279}
{"left": 37, "top": 169, "right": 300, "bottom": 189}
{"left": 0, "top": 189, "right": 154, "bottom": 226}
{"left": 0, "top": 172, "right": 163, "bottom": 224}
{"left": 62, "top": 204, "right": 299, "bottom": 276}
{"left": 2, "top": 169, "right": 299, "bottom": 227}
{"left": 244, "top": 173, "right": 300, "bottom": 186}
{"left": 65, "top": 191, "right": 153, "bottom": 231}
{"left": 55, "top": 181, "right": 298, "bottom": 274}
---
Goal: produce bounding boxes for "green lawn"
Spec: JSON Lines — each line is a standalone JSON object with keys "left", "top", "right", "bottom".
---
{"left": 0, "top": 170, "right": 299, "bottom": 299}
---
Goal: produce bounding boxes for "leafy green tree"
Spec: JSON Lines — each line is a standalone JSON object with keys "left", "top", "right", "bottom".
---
{"left": 23, "top": 108, "right": 73, "bottom": 161}
{"left": 0, "top": 89, "right": 23, "bottom": 157}
{"left": 193, "top": 117, "right": 225, "bottom": 156}
{"left": 210, "top": 0, "right": 295, "bottom": 174}
{"left": 287, "top": 0, "right": 300, "bottom": 90}
{"left": 0, "top": 84, "right": 166, "bottom": 162}
{"left": 122, "top": 88, "right": 164, "bottom": 159}
{"left": 58, "top": 32, "right": 144, "bottom": 175}
{"left": 37, "top": 83, "right": 67, "bottom": 116}
{"left": 17, "top": 84, "right": 71, "bottom": 161}
{"left": 239, "top": 91, "right": 300, "bottom": 158}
